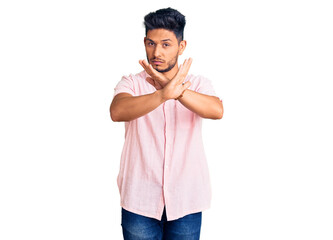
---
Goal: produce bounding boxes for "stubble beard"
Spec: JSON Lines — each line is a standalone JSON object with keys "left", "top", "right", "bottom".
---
{"left": 148, "top": 53, "right": 178, "bottom": 73}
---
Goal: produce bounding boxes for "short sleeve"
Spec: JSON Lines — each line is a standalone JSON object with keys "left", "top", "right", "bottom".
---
{"left": 195, "top": 76, "right": 222, "bottom": 101}
{"left": 113, "top": 75, "right": 135, "bottom": 97}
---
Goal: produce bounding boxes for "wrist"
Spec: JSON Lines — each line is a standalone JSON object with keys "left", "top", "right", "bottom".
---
{"left": 155, "top": 89, "right": 168, "bottom": 103}
{"left": 176, "top": 89, "right": 188, "bottom": 101}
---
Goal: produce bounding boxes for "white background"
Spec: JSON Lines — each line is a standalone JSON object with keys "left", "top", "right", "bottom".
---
{"left": 0, "top": 0, "right": 332, "bottom": 239}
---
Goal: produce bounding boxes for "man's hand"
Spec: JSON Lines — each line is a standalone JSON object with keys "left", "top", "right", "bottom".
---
{"left": 139, "top": 59, "right": 169, "bottom": 89}
{"left": 139, "top": 57, "right": 194, "bottom": 100}
{"left": 160, "top": 58, "right": 192, "bottom": 100}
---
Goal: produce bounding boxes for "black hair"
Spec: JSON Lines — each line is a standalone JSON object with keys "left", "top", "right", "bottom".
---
{"left": 144, "top": 8, "right": 186, "bottom": 42}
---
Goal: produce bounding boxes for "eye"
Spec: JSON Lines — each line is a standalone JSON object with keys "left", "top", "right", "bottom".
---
{"left": 163, "top": 43, "right": 170, "bottom": 47}
{"left": 148, "top": 42, "right": 155, "bottom": 46}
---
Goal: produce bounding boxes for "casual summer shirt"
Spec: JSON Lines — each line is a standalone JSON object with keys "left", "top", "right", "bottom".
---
{"left": 113, "top": 70, "right": 221, "bottom": 221}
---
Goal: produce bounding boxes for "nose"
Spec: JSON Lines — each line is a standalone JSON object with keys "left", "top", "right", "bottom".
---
{"left": 153, "top": 44, "right": 162, "bottom": 58}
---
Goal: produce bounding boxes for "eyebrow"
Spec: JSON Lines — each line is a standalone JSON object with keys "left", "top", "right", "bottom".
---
{"left": 146, "top": 38, "right": 173, "bottom": 42}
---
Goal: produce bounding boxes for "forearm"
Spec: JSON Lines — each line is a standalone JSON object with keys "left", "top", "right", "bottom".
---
{"left": 110, "top": 91, "right": 165, "bottom": 122}
{"left": 178, "top": 90, "right": 223, "bottom": 119}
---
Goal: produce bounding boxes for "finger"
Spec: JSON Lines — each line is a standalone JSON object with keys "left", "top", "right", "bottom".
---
{"left": 143, "top": 60, "right": 157, "bottom": 75}
{"left": 148, "top": 63, "right": 163, "bottom": 76}
{"left": 148, "top": 64, "right": 156, "bottom": 74}
{"left": 179, "top": 58, "right": 193, "bottom": 83}
{"left": 142, "top": 59, "right": 150, "bottom": 67}
{"left": 141, "top": 59, "right": 150, "bottom": 70}
{"left": 175, "top": 81, "right": 191, "bottom": 100}
{"left": 155, "top": 81, "right": 163, "bottom": 90}
{"left": 146, "top": 77, "right": 154, "bottom": 85}
{"left": 175, "top": 60, "right": 189, "bottom": 83}
{"left": 139, "top": 60, "right": 144, "bottom": 68}
{"left": 182, "top": 81, "right": 191, "bottom": 90}
{"left": 179, "top": 59, "right": 186, "bottom": 73}
{"left": 139, "top": 60, "right": 149, "bottom": 72}
{"left": 172, "top": 63, "right": 184, "bottom": 82}
{"left": 147, "top": 64, "right": 169, "bottom": 82}
{"left": 182, "top": 58, "right": 193, "bottom": 76}
{"left": 141, "top": 60, "right": 155, "bottom": 77}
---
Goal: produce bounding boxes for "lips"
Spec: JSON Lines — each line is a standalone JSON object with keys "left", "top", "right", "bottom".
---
{"left": 151, "top": 59, "right": 164, "bottom": 65}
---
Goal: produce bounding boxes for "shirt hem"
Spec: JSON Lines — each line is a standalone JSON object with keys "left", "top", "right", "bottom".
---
{"left": 166, "top": 204, "right": 211, "bottom": 221}
{"left": 120, "top": 204, "right": 161, "bottom": 220}
{"left": 120, "top": 202, "right": 211, "bottom": 221}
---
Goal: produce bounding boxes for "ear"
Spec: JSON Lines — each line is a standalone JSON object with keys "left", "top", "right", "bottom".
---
{"left": 178, "top": 40, "right": 187, "bottom": 56}
{"left": 144, "top": 37, "right": 147, "bottom": 45}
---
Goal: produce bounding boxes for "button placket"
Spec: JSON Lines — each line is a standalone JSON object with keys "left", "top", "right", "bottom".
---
{"left": 163, "top": 101, "right": 170, "bottom": 206}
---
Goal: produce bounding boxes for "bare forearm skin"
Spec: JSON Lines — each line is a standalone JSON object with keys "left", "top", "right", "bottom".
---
{"left": 110, "top": 89, "right": 223, "bottom": 122}
{"left": 178, "top": 90, "right": 223, "bottom": 119}
{"left": 110, "top": 92, "right": 165, "bottom": 122}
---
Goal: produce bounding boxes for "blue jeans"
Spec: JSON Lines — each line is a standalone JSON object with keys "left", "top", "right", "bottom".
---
{"left": 121, "top": 206, "right": 202, "bottom": 240}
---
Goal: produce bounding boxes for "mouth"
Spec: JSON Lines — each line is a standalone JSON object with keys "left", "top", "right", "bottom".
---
{"left": 151, "top": 59, "right": 164, "bottom": 65}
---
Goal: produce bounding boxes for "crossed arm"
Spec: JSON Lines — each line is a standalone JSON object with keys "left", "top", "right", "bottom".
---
{"left": 110, "top": 58, "right": 223, "bottom": 122}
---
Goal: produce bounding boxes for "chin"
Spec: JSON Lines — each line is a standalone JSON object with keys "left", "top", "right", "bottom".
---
{"left": 155, "top": 68, "right": 169, "bottom": 73}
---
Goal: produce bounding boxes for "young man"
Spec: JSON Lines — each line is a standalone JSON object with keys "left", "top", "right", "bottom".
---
{"left": 110, "top": 7, "right": 223, "bottom": 240}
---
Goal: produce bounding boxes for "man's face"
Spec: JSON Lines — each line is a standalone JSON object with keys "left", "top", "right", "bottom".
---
{"left": 144, "top": 29, "right": 186, "bottom": 73}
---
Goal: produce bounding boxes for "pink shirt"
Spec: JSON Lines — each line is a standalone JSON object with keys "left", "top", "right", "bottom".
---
{"left": 113, "top": 70, "right": 220, "bottom": 221}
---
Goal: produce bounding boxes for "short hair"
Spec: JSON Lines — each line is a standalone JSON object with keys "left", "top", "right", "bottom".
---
{"left": 144, "top": 7, "right": 186, "bottom": 42}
